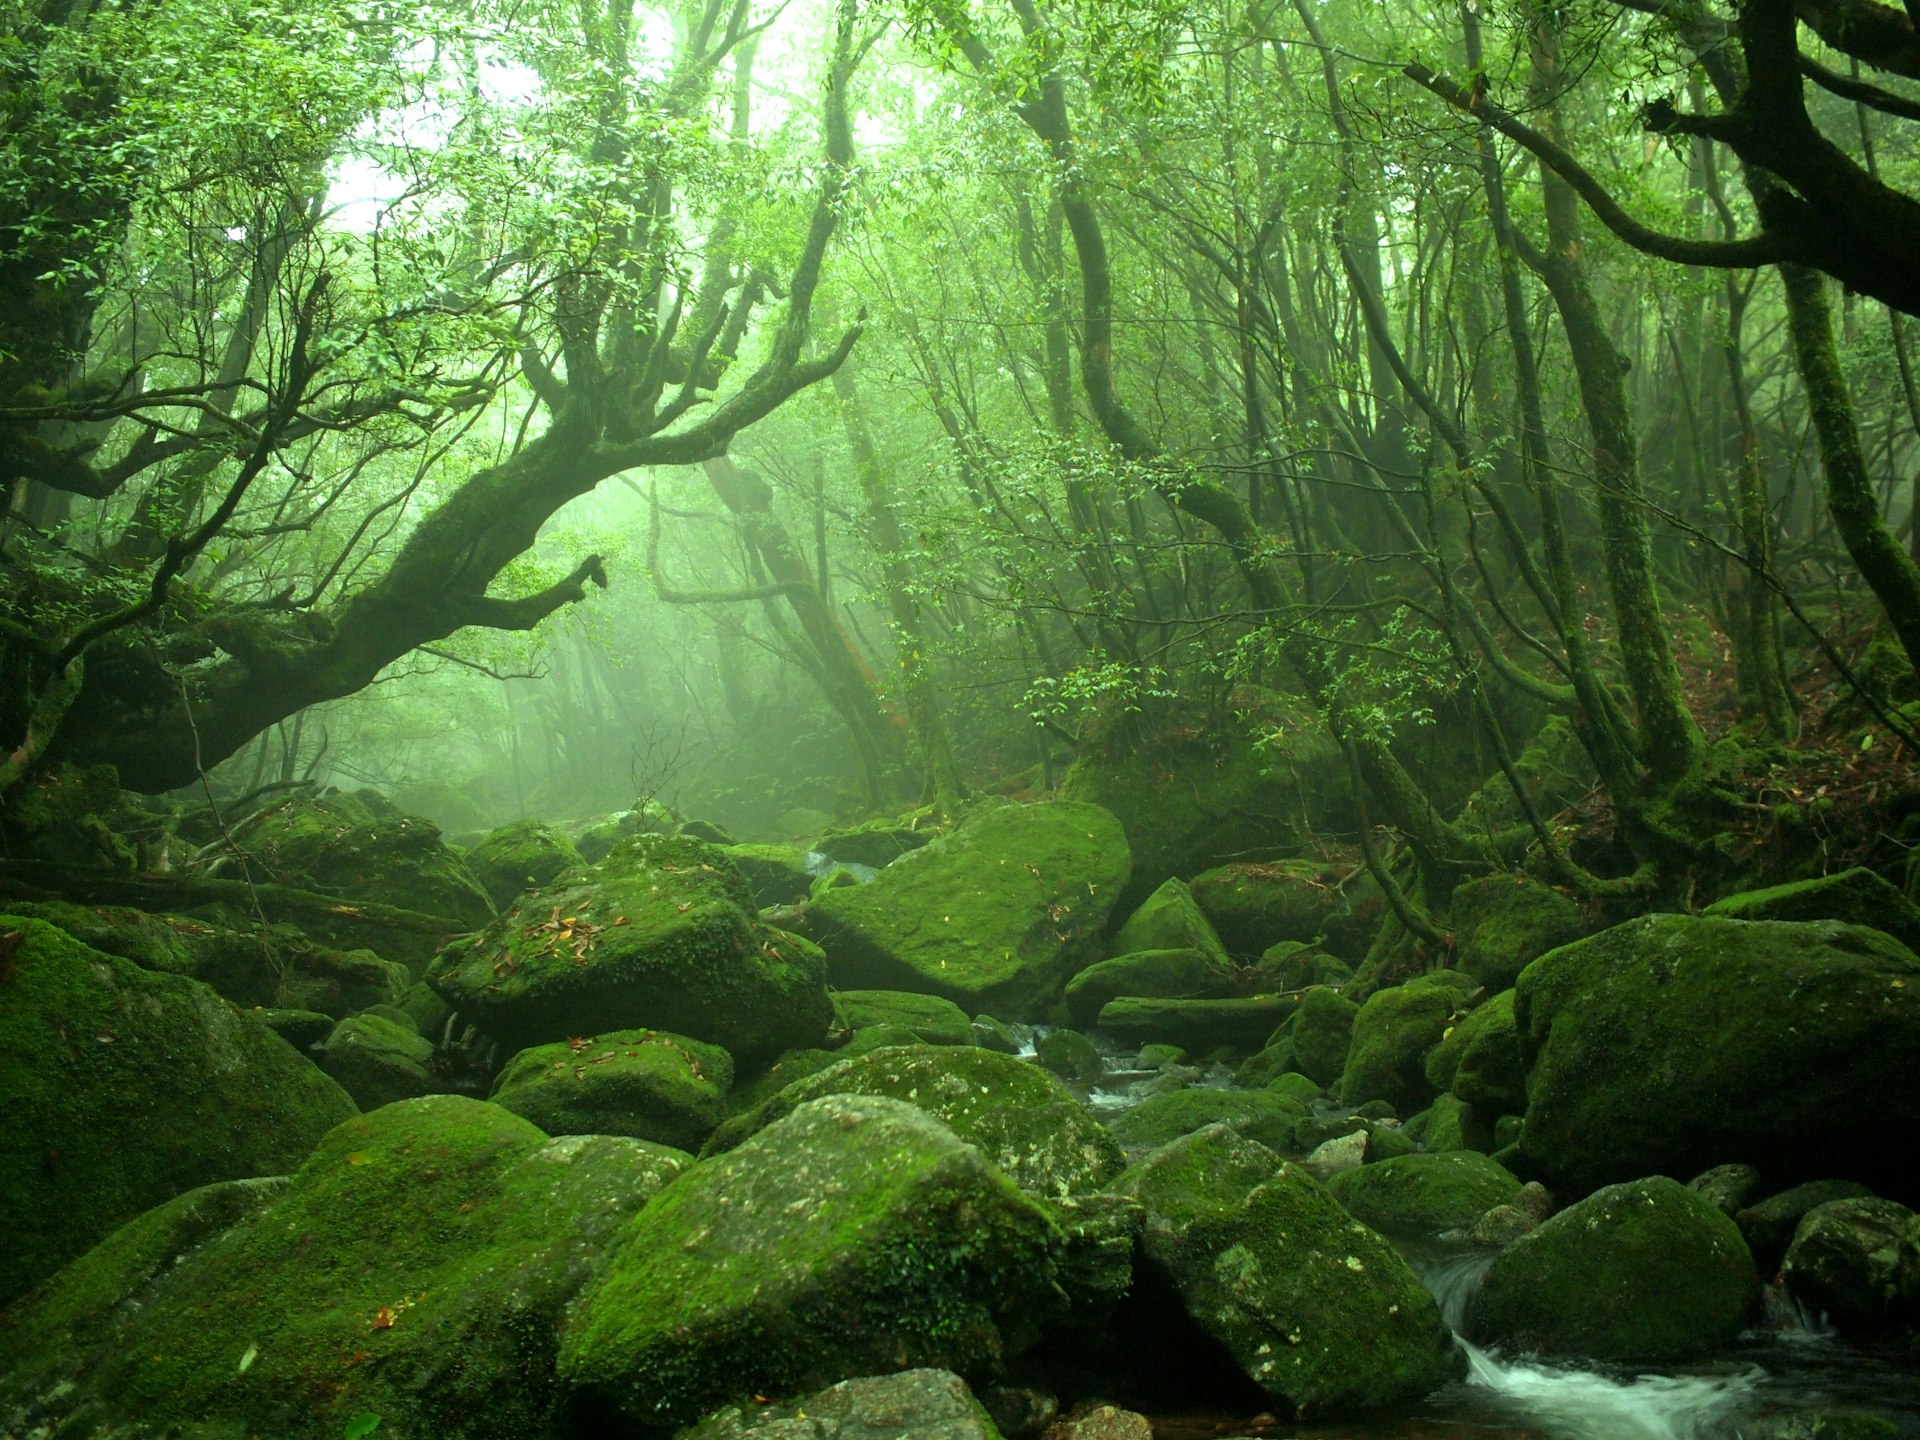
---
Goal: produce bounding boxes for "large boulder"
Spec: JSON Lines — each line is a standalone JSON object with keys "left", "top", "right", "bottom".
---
{"left": 721, "top": 844, "right": 816, "bottom": 907}
{"left": 464, "top": 819, "right": 585, "bottom": 909}
{"left": 1190, "top": 858, "right": 1383, "bottom": 960}
{"left": 1292, "top": 985, "right": 1359, "bottom": 1087}
{"left": 1513, "top": 915, "right": 1920, "bottom": 1201}
{"left": 1337, "top": 971, "right": 1478, "bottom": 1113}
{"left": 1739, "top": 1179, "right": 1879, "bottom": 1272}
{"left": 1095, "top": 994, "right": 1297, "bottom": 1052}
{"left": 318, "top": 1010, "right": 437, "bottom": 1110}
{"left": 558, "top": 1094, "right": 1066, "bottom": 1430}
{"left": 680, "top": 1370, "right": 1000, "bottom": 1440}
{"left": 1326, "top": 1151, "right": 1521, "bottom": 1236}
{"left": 1779, "top": 1198, "right": 1920, "bottom": 1326}
{"left": 1424, "top": 988, "right": 1524, "bottom": 1116}
{"left": 1063, "top": 948, "right": 1234, "bottom": 1027}
{"left": 428, "top": 835, "right": 831, "bottom": 1066}
{"left": 1705, "top": 868, "right": 1920, "bottom": 956}
{"left": 0, "top": 1097, "right": 686, "bottom": 1439}
{"left": 834, "top": 990, "right": 975, "bottom": 1047}
{"left": 810, "top": 801, "right": 1130, "bottom": 1018}
{"left": 1467, "top": 1176, "right": 1762, "bottom": 1361}
{"left": 1115, "top": 1126, "right": 1461, "bottom": 1418}
{"left": 0, "top": 916, "right": 356, "bottom": 1307}
{"left": 1057, "top": 694, "right": 1348, "bottom": 914}
{"left": 1110, "top": 879, "right": 1231, "bottom": 968}
{"left": 1448, "top": 874, "right": 1586, "bottom": 992}
{"left": 1107, "top": 1087, "right": 1308, "bottom": 1156}
{"left": 706, "top": 1044, "right": 1124, "bottom": 1198}
{"left": 491, "top": 1028, "right": 733, "bottom": 1151}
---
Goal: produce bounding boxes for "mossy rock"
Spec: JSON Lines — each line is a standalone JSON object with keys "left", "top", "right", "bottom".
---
{"left": 428, "top": 835, "right": 831, "bottom": 1067}
{"left": 318, "top": 1010, "right": 436, "bottom": 1110}
{"left": 721, "top": 843, "right": 816, "bottom": 908}
{"left": 814, "top": 820, "right": 935, "bottom": 869}
{"left": 1705, "top": 868, "right": 1920, "bottom": 956}
{"left": 1412, "top": 1093, "right": 1494, "bottom": 1154}
{"left": 1095, "top": 994, "right": 1298, "bottom": 1052}
{"left": 0, "top": 916, "right": 356, "bottom": 1308}
{"left": 1467, "top": 1176, "right": 1762, "bottom": 1361}
{"left": 705, "top": 1044, "right": 1124, "bottom": 1198}
{"left": 1514, "top": 915, "right": 1920, "bottom": 1202}
{"left": 1424, "top": 989, "right": 1523, "bottom": 1115}
{"left": 1337, "top": 972, "right": 1477, "bottom": 1114}
{"left": 1779, "top": 1198, "right": 1920, "bottom": 1326}
{"left": 1057, "top": 697, "right": 1348, "bottom": 914}
{"left": 491, "top": 1029, "right": 733, "bottom": 1151}
{"left": 810, "top": 801, "right": 1130, "bottom": 1020}
{"left": 1292, "top": 985, "right": 1359, "bottom": 1087}
{"left": 1739, "top": 1180, "right": 1880, "bottom": 1272}
{"left": 835, "top": 989, "right": 975, "bottom": 1047}
{"left": 1250, "top": 942, "right": 1353, "bottom": 991}
{"left": 1453, "top": 715, "right": 1595, "bottom": 835}
{"left": 1189, "top": 857, "right": 1385, "bottom": 961}
{"left": 1035, "top": 1027, "right": 1103, "bottom": 1082}
{"left": 1448, "top": 874, "right": 1586, "bottom": 993}
{"left": 1266, "top": 1071, "right": 1324, "bottom": 1102}
{"left": 1110, "top": 879, "right": 1231, "bottom": 968}
{"left": 1063, "top": 947, "right": 1233, "bottom": 1027}
{"left": 245, "top": 797, "right": 495, "bottom": 930}
{"left": 1107, "top": 1087, "right": 1308, "bottom": 1156}
{"left": 1326, "top": 1152, "right": 1521, "bottom": 1236}
{"left": 258, "top": 1007, "right": 335, "bottom": 1049}
{"left": 558, "top": 1094, "right": 1066, "bottom": 1430}
{"left": 1115, "top": 1126, "right": 1462, "bottom": 1418}
{"left": 465, "top": 820, "right": 586, "bottom": 909}
{"left": 0, "top": 1097, "right": 686, "bottom": 1438}
{"left": 679, "top": 1370, "right": 1002, "bottom": 1440}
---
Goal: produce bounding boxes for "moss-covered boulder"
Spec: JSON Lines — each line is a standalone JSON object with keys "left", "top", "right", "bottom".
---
{"left": 815, "top": 820, "right": 936, "bottom": 869}
{"left": 1251, "top": 942, "right": 1353, "bottom": 992}
{"left": 1115, "top": 1126, "right": 1461, "bottom": 1418}
{"left": 559, "top": 1094, "right": 1065, "bottom": 1430}
{"left": 1448, "top": 874, "right": 1585, "bottom": 992}
{"left": 490, "top": 1029, "right": 733, "bottom": 1151}
{"left": 1106, "top": 1087, "right": 1308, "bottom": 1156}
{"left": 318, "top": 1010, "right": 437, "bottom": 1110}
{"left": 1779, "top": 1198, "right": 1920, "bottom": 1326}
{"left": 428, "top": 835, "right": 831, "bottom": 1066}
{"left": 1409, "top": 1093, "right": 1494, "bottom": 1154}
{"left": 1337, "top": 972, "right": 1477, "bottom": 1113}
{"left": 1424, "top": 989, "right": 1524, "bottom": 1115}
{"left": 1035, "top": 1027, "right": 1103, "bottom": 1082}
{"left": 1467, "top": 1176, "right": 1762, "bottom": 1361}
{"left": 1292, "top": 985, "right": 1359, "bottom": 1087}
{"left": 679, "top": 1370, "right": 1002, "bottom": 1440}
{"left": 1063, "top": 948, "right": 1233, "bottom": 1027}
{"left": 1111, "top": 878, "right": 1231, "bottom": 968}
{"left": 1514, "top": 915, "right": 1920, "bottom": 1201}
{"left": 721, "top": 843, "right": 816, "bottom": 908}
{"left": 706, "top": 1045, "right": 1123, "bottom": 1198}
{"left": 243, "top": 794, "right": 495, "bottom": 930}
{"left": 1326, "top": 1152, "right": 1521, "bottom": 1236}
{"left": 0, "top": 916, "right": 356, "bottom": 1307}
{"left": 465, "top": 820, "right": 585, "bottom": 909}
{"left": 1095, "top": 994, "right": 1297, "bottom": 1052}
{"left": 1705, "top": 868, "right": 1920, "bottom": 956}
{"left": 1057, "top": 696, "right": 1348, "bottom": 914}
{"left": 835, "top": 989, "right": 975, "bottom": 1047}
{"left": 0, "top": 1097, "right": 685, "bottom": 1439}
{"left": 1739, "top": 1180, "right": 1879, "bottom": 1272}
{"left": 810, "top": 802, "right": 1129, "bottom": 1019}
{"left": 1189, "top": 858, "right": 1384, "bottom": 960}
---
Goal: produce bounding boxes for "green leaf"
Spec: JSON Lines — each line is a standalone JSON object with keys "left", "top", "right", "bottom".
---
{"left": 344, "top": 1416, "right": 382, "bottom": 1440}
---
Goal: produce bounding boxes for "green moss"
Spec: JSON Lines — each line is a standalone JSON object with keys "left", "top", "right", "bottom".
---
{"left": 704, "top": 1044, "right": 1123, "bottom": 1198}
{"left": 559, "top": 1094, "right": 1065, "bottom": 1430}
{"left": 428, "top": 837, "right": 830, "bottom": 1065}
{"left": 319, "top": 1011, "right": 435, "bottom": 1110}
{"left": 1337, "top": 972, "right": 1477, "bottom": 1113}
{"left": 1327, "top": 1152, "right": 1520, "bottom": 1235}
{"left": 834, "top": 989, "right": 974, "bottom": 1046}
{"left": 1063, "top": 947, "right": 1232, "bottom": 1026}
{"left": 1095, "top": 994, "right": 1297, "bottom": 1052}
{"left": 246, "top": 797, "right": 495, "bottom": 929}
{"left": 0, "top": 1097, "right": 686, "bottom": 1438}
{"left": 1468, "top": 1177, "right": 1761, "bottom": 1361}
{"left": 720, "top": 843, "right": 815, "bottom": 907}
{"left": 1414, "top": 1093, "right": 1493, "bottom": 1154}
{"left": 1107, "top": 1088, "right": 1308, "bottom": 1156}
{"left": 491, "top": 1028, "right": 732, "bottom": 1151}
{"left": 1704, "top": 868, "right": 1920, "bottom": 955}
{"left": 0, "top": 916, "right": 356, "bottom": 1307}
{"left": 1292, "top": 985, "right": 1359, "bottom": 1087}
{"left": 814, "top": 819, "right": 936, "bottom": 868}
{"left": 1515, "top": 915, "right": 1920, "bottom": 1200}
{"left": 1035, "top": 1026, "right": 1103, "bottom": 1082}
{"left": 1266, "top": 1071, "right": 1323, "bottom": 1102}
{"left": 810, "top": 801, "right": 1131, "bottom": 1019}
{"left": 465, "top": 821, "right": 586, "bottom": 910}
{"left": 1115, "top": 1126, "right": 1462, "bottom": 1418}
{"left": 1448, "top": 874, "right": 1585, "bottom": 992}
{"left": 1189, "top": 858, "right": 1384, "bottom": 960}
{"left": 1111, "top": 879, "right": 1230, "bottom": 967}
{"left": 1424, "top": 990, "right": 1523, "bottom": 1115}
